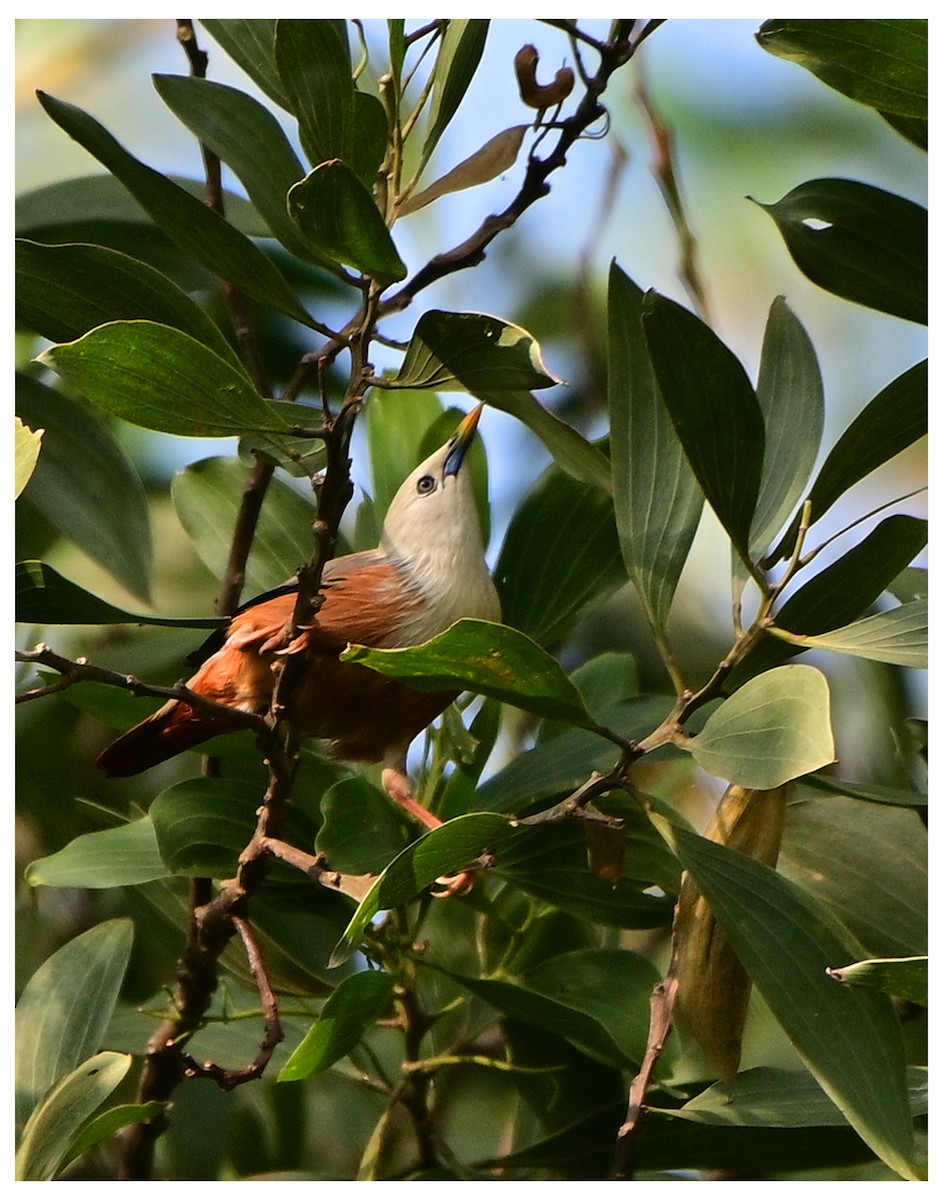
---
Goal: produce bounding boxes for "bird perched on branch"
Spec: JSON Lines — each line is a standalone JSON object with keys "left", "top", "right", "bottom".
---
{"left": 97, "top": 404, "right": 500, "bottom": 833}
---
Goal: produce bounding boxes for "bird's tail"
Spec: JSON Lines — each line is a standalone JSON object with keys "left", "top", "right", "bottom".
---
{"left": 96, "top": 700, "right": 232, "bottom": 777}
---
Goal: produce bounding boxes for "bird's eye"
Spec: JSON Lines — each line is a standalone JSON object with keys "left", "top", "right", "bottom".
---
{"left": 416, "top": 475, "right": 437, "bottom": 495}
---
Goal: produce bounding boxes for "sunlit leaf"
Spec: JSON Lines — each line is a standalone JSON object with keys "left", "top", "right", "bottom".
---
{"left": 37, "top": 321, "right": 291, "bottom": 440}
{"left": 828, "top": 956, "right": 927, "bottom": 1006}
{"left": 288, "top": 161, "right": 405, "bottom": 283}
{"left": 608, "top": 264, "right": 702, "bottom": 632}
{"left": 770, "top": 600, "right": 927, "bottom": 668}
{"left": 753, "top": 180, "right": 927, "bottom": 324}
{"left": 642, "top": 290, "right": 764, "bottom": 565}
{"left": 172, "top": 456, "right": 314, "bottom": 595}
{"left": 63, "top": 1102, "right": 168, "bottom": 1171}
{"left": 342, "top": 619, "right": 601, "bottom": 731}
{"left": 15, "top": 920, "right": 133, "bottom": 1131}
{"left": 16, "top": 1053, "right": 132, "bottom": 1181}
{"left": 16, "top": 372, "right": 153, "bottom": 601}
{"left": 393, "top": 310, "right": 560, "bottom": 392}
{"left": 14, "top": 416, "right": 42, "bottom": 499}
{"left": 36, "top": 91, "right": 316, "bottom": 327}
{"left": 687, "top": 664, "right": 835, "bottom": 788}
{"left": 279, "top": 971, "right": 395, "bottom": 1080}
{"left": 756, "top": 19, "right": 927, "bottom": 118}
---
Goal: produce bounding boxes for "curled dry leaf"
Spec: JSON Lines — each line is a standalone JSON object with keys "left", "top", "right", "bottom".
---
{"left": 514, "top": 43, "right": 575, "bottom": 109}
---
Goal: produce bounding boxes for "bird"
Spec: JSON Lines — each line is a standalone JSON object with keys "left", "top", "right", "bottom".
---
{"left": 97, "top": 404, "right": 501, "bottom": 837}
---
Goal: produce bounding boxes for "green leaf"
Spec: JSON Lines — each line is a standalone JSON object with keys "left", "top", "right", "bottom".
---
{"left": 393, "top": 310, "right": 560, "bottom": 393}
{"left": 315, "top": 776, "right": 409, "bottom": 875}
{"left": 804, "top": 774, "right": 926, "bottom": 809}
{"left": 770, "top": 361, "right": 926, "bottom": 561}
{"left": 172, "top": 456, "right": 314, "bottom": 595}
{"left": 342, "top": 619, "right": 601, "bottom": 731}
{"left": 478, "top": 390, "right": 611, "bottom": 492}
{"left": 15, "top": 560, "right": 221, "bottom": 629}
{"left": 828, "top": 957, "right": 927, "bottom": 1006}
{"left": 16, "top": 1053, "right": 132, "bottom": 1181}
{"left": 202, "top": 19, "right": 289, "bottom": 111}
{"left": 274, "top": 19, "right": 356, "bottom": 170}
{"left": 278, "top": 970, "right": 396, "bottom": 1081}
{"left": 494, "top": 460, "right": 624, "bottom": 647}
{"left": 495, "top": 820, "right": 677, "bottom": 930}
{"left": 37, "top": 321, "right": 290, "bottom": 439}
{"left": 16, "top": 172, "right": 269, "bottom": 244}
{"left": 152, "top": 75, "right": 329, "bottom": 266}
{"left": 779, "top": 796, "right": 927, "bottom": 958}
{"left": 439, "top": 967, "right": 636, "bottom": 1070}
{"left": 36, "top": 91, "right": 316, "bottom": 328}
{"left": 740, "top": 515, "right": 928, "bottom": 681}
{"left": 770, "top": 599, "right": 927, "bottom": 668}
{"left": 756, "top": 20, "right": 927, "bottom": 118}
{"left": 753, "top": 180, "right": 927, "bottom": 325}
{"left": 642, "top": 290, "right": 764, "bottom": 565}
{"left": 25, "top": 819, "right": 169, "bottom": 889}
{"left": 422, "top": 20, "right": 489, "bottom": 161}
{"left": 886, "top": 566, "right": 927, "bottom": 603}
{"left": 15, "top": 238, "right": 239, "bottom": 364}
{"left": 750, "top": 297, "right": 824, "bottom": 555}
{"left": 688, "top": 664, "right": 835, "bottom": 788}
{"left": 607, "top": 264, "right": 702, "bottom": 632}
{"left": 662, "top": 1064, "right": 927, "bottom": 1127}
{"left": 16, "top": 372, "right": 153, "bottom": 601}
{"left": 332, "top": 812, "right": 515, "bottom": 964}
{"left": 62, "top": 1101, "right": 168, "bottom": 1171}
{"left": 14, "top": 415, "right": 42, "bottom": 499}
{"left": 879, "top": 109, "right": 927, "bottom": 150}
{"left": 365, "top": 389, "right": 446, "bottom": 519}
{"left": 149, "top": 778, "right": 319, "bottom": 879}
{"left": 288, "top": 161, "right": 406, "bottom": 284}
{"left": 400, "top": 125, "right": 527, "bottom": 216}
{"left": 15, "top": 920, "right": 133, "bottom": 1131}
{"left": 665, "top": 826, "right": 917, "bottom": 1179}
{"left": 351, "top": 90, "right": 390, "bottom": 190}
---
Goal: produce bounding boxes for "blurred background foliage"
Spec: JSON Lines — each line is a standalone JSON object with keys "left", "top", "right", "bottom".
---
{"left": 15, "top": 17, "right": 926, "bottom": 1181}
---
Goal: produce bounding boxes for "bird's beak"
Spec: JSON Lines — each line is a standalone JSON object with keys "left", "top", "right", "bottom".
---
{"left": 444, "top": 403, "right": 483, "bottom": 477}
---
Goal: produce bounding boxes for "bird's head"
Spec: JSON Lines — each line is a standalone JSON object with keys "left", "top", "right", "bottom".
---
{"left": 381, "top": 404, "right": 486, "bottom": 564}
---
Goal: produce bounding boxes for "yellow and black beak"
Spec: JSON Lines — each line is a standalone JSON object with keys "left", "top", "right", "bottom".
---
{"left": 443, "top": 403, "right": 483, "bottom": 478}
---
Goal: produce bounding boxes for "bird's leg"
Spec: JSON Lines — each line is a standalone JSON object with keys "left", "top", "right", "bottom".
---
{"left": 381, "top": 763, "right": 443, "bottom": 832}
{"left": 381, "top": 753, "right": 473, "bottom": 896}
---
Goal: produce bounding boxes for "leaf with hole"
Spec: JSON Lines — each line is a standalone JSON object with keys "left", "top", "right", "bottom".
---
{"left": 753, "top": 179, "right": 927, "bottom": 325}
